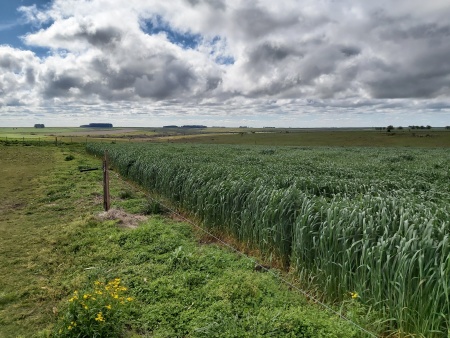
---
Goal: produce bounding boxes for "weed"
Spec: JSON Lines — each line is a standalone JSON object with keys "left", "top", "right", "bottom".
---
{"left": 141, "top": 199, "right": 167, "bottom": 215}
{"left": 53, "top": 279, "right": 133, "bottom": 337}
{"left": 118, "top": 190, "right": 135, "bottom": 199}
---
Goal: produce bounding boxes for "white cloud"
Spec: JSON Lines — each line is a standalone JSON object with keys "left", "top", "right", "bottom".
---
{"left": 1, "top": 0, "right": 450, "bottom": 126}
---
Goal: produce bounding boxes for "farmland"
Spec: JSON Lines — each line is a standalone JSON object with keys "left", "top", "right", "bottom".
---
{"left": 87, "top": 142, "right": 450, "bottom": 337}
{"left": 1, "top": 143, "right": 368, "bottom": 337}
{"left": 1, "top": 127, "right": 450, "bottom": 147}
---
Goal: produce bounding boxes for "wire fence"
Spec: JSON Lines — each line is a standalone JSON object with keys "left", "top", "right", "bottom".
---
{"left": 1, "top": 136, "right": 86, "bottom": 145}
{"left": 0, "top": 136, "right": 131, "bottom": 146}
{"left": 110, "top": 171, "right": 379, "bottom": 338}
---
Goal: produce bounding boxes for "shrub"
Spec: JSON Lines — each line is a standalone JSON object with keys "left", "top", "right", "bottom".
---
{"left": 53, "top": 278, "right": 133, "bottom": 337}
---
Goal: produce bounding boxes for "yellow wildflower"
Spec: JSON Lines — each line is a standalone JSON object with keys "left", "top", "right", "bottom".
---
{"left": 105, "top": 304, "right": 112, "bottom": 310}
{"left": 350, "top": 291, "right": 359, "bottom": 299}
{"left": 95, "top": 312, "right": 105, "bottom": 322}
{"left": 126, "top": 297, "right": 134, "bottom": 302}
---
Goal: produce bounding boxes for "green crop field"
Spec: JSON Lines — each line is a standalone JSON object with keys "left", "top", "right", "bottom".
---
{"left": 87, "top": 142, "right": 450, "bottom": 337}
{"left": 169, "top": 129, "right": 450, "bottom": 147}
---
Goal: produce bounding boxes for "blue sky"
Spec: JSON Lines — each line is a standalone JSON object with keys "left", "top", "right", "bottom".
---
{"left": 0, "top": 0, "right": 50, "bottom": 55}
{"left": 1, "top": 0, "right": 450, "bottom": 127}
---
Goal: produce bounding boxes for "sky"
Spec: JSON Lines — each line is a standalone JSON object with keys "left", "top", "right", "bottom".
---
{"left": 1, "top": 0, "right": 450, "bottom": 128}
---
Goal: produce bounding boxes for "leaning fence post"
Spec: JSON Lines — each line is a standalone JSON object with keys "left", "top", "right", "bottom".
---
{"left": 103, "top": 150, "right": 111, "bottom": 211}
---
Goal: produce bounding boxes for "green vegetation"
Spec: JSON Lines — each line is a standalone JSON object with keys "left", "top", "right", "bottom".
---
{"left": 170, "top": 129, "right": 450, "bottom": 147}
{"left": 2, "top": 127, "right": 450, "bottom": 147}
{"left": 87, "top": 142, "right": 450, "bottom": 337}
{"left": 0, "top": 144, "right": 363, "bottom": 337}
{"left": 54, "top": 278, "right": 134, "bottom": 337}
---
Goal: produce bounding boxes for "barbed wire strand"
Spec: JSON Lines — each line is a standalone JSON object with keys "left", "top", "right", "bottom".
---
{"left": 111, "top": 172, "right": 379, "bottom": 337}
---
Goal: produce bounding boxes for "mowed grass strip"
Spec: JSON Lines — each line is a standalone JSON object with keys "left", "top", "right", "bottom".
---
{"left": 0, "top": 144, "right": 104, "bottom": 336}
{"left": 0, "top": 144, "right": 363, "bottom": 337}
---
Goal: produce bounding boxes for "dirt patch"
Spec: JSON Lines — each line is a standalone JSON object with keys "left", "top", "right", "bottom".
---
{"left": 97, "top": 208, "right": 147, "bottom": 228}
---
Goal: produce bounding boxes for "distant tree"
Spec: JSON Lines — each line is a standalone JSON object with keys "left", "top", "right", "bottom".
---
{"left": 446, "top": 126, "right": 450, "bottom": 130}
{"left": 387, "top": 125, "right": 394, "bottom": 132}
{"left": 397, "top": 126, "right": 403, "bottom": 130}
{"left": 426, "top": 125, "right": 432, "bottom": 129}
{"left": 34, "top": 124, "right": 45, "bottom": 128}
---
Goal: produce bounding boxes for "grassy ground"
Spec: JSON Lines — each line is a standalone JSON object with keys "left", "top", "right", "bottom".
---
{"left": 169, "top": 129, "right": 450, "bottom": 147}
{"left": 2, "top": 127, "right": 450, "bottom": 147}
{"left": 0, "top": 144, "right": 371, "bottom": 337}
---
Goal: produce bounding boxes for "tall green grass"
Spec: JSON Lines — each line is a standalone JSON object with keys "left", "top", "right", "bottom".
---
{"left": 87, "top": 143, "right": 450, "bottom": 336}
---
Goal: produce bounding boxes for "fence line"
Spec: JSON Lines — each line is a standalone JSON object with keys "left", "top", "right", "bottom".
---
{"left": 1, "top": 136, "right": 104, "bottom": 145}
{"left": 110, "top": 170, "right": 379, "bottom": 338}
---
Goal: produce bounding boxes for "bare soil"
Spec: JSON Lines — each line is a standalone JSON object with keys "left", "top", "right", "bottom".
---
{"left": 97, "top": 208, "right": 147, "bottom": 228}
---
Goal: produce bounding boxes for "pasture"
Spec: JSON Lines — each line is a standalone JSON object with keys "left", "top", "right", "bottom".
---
{"left": 1, "top": 127, "right": 450, "bottom": 147}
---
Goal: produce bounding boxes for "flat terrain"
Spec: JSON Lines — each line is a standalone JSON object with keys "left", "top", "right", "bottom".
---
{"left": 1, "top": 127, "right": 450, "bottom": 147}
{"left": 168, "top": 129, "right": 450, "bottom": 147}
{"left": 0, "top": 144, "right": 365, "bottom": 337}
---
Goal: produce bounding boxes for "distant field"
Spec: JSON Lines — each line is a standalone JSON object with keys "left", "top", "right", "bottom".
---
{"left": 1, "top": 127, "right": 449, "bottom": 147}
{"left": 169, "top": 129, "right": 450, "bottom": 147}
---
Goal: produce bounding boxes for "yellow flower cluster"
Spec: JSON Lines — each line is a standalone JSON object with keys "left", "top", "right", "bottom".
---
{"left": 95, "top": 312, "right": 105, "bottom": 322}
{"left": 60, "top": 278, "right": 133, "bottom": 335}
{"left": 350, "top": 291, "right": 359, "bottom": 299}
{"left": 67, "top": 321, "right": 77, "bottom": 330}
{"left": 68, "top": 290, "right": 79, "bottom": 302}
{"left": 93, "top": 278, "right": 134, "bottom": 305}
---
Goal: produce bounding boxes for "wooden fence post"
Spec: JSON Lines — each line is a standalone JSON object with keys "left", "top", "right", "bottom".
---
{"left": 103, "top": 150, "right": 111, "bottom": 211}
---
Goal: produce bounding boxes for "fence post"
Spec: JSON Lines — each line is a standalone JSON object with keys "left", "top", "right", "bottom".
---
{"left": 103, "top": 150, "right": 111, "bottom": 211}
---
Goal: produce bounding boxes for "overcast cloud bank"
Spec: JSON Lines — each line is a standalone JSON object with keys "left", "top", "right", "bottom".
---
{"left": 1, "top": 0, "right": 450, "bottom": 127}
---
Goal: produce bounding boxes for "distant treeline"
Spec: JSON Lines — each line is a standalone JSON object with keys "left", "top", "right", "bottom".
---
{"left": 375, "top": 125, "right": 433, "bottom": 131}
{"left": 163, "top": 125, "right": 207, "bottom": 128}
{"left": 80, "top": 123, "right": 113, "bottom": 128}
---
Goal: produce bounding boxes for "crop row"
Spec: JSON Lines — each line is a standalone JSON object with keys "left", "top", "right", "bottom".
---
{"left": 87, "top": 143, "right": 450, "bottom": 336}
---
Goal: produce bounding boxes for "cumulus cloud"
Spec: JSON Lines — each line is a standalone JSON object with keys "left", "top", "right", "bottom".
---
{"left": 0, "top": 46, "right": 41, "bottom": 106}
{"left": 1, "top": 0, "right": 450, "bottom": 125}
